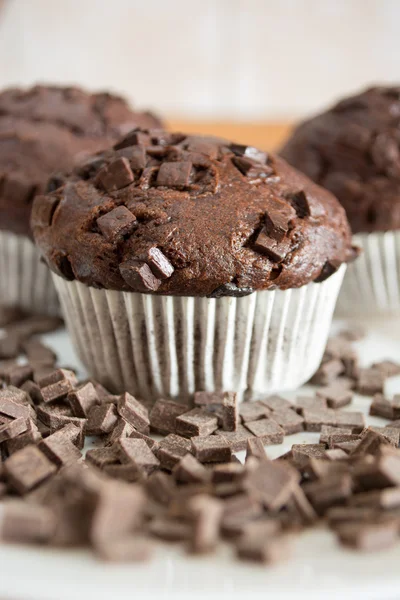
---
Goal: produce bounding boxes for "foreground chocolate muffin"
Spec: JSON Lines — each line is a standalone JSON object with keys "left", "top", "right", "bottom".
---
{"left": 281, "top": 86, "right": 400, "bottom": 313}
{"left": 0, "top": 84, "right": 162, "bottom": 313}
{"left": 32, "top": 129, "right": 355, "bottom": 401}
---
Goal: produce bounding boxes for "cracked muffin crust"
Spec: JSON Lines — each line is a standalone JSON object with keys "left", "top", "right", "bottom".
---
{"left": 32, "top": 129, "right": 356, "bottom": 297}
{"left": 0, "top": 85, "right": 163, "bottom": 236}
{"left": 280, "top": 86, "right": 400, "bottom": 233}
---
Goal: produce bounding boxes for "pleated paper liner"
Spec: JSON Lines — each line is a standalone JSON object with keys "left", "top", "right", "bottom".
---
{"left": 53, "top": 265, "right": 345, "bottom": 403}
{"left": 0, "top": 230, "right": 60, "bottom": 315}
{"left": 336, "top": 231, "right": 400, "bottom": 316}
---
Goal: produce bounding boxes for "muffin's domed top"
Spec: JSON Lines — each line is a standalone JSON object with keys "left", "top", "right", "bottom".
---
{"left": 0, "top": 85, "right": 163, "bottom": 236}
{"left": 32, "top": 129, "right": 356, "bottom": 296}
{"left": 281, "top": 86, "right": 400, "bottom": 233}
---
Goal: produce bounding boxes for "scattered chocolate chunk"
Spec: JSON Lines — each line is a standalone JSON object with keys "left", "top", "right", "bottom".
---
{"left": 116, "top": 438, "right": 159, "bottom": 475}
{"left": 191, "top": 436, "right": 231, "bottom": 464}
{"left": 239, "top": 401, "right": 270, "bottom": 423}
{"left": 221, "top": 392, "right": 238, "bottom": 432}
{"left": 117, "top": 393, "right": 150, "bottom": 433}
{"left": 350, "top": 428, "right": 392, "bottom": 457}
{"left": 39, "top": 425, "right": 82, "bottom": 466}
{"left": 303, "top": 408, "right": 337, "bottom": 432}
{"left": 135, "top": 397, "right": 171, "bottom": 434}
{"left": 244, "top": 418, "right": 284, "bottom": 445}
{"left": 0, "top": 387, "right": 31, "bottom": 419}
{"left": 105, "top": 419, "right": 133, "bottom": 446}
{"left": 303, "top": 473, "right": 352, "bottom": 513}
{"left": 291, "top": 444, "right": 327, "bottom": 469}
{"left": 21, "top": 380, "right": 43, "bottom": 405}
{"left": 68, "top": 382, "right": 100, "bottom": 418}
{"left": 211, "top": 462, "right": 245, "bottom": 484}
{"left": 86, "top": 404, "right": 118, "bottom": 435}
{"left": 157, "top": 434, "right": 192, "bottom": 471}
{"left": 370, "top": 394, "right": 394, "bottom": 420}
{"left": 20, "top": 338, "right": 57, "bottom": 367}
{"left": 270, "top": 409, "right": 304, "bottom": 435}
{"left": 36, "top": 403, "right": 86, "bottom": 431}
{"left": 176, "top": 408, "right": 218, "bottom": 438}
{"left": 0, "top": 500, "right": 56, "bottom": 543}
{"left": 336, "top": 520, "right": 399, "bottom": 551}
{"left": 0, "top": 334, "right": 21, "bottom": 359}
{"left": 2, "top": 364, "right": 33, "bottom": 387}
{"left": 295, "top": 395, "right": 327, "bottom": 414}
{"left": 142, "top": 247, "right": 174, "bottom": 280}
{"left": 317, "top": 386, "right": 353, "bottom": 409}
{"left": 4, "top": 445, "right": 57, "bottom": 494}
{"left": 0, "top": 417, "right": 29, "bottom": 443}
{"left": 96, "top": 206, "right": 136, "bottom": 243}
{"left": 215, "top": 424, "right": 254, "bottom": 452}
{"left": 187, "top": 494, "right": 223, "bottom": 554}
{"left": 129, "top": 428, "right": 159, "bottom": 451}
{"left": 96, "top": 157, "right": 134, "bottom": 192}
{"left": 245, "top": 460, "right": 298, "bottom": 510}
{"left": 320, "top": 425, "right": 353, "bottom": 445}
{"left": 372, "top": 360, "right": 400, "bottom": 378}
{"left": 173, "top": 454, "right": 211, "bottom": 485}
{"left": 253, "top": 229, "right": 290, "bottom": 262}
{"left": 86, "top": 446, "right": 120, "bottom": 470}
{"left": 335, "top": 411, "right": 365, "bottom": 432}
{"left": 246, "top": 438, "right": 268, "bottom": 461}
{"left": 146, "top": 471, "right": 176, "bottom": 506}
{"left": 311, "top": 359, "right": 344, "bottom": 385}
{"left": 357, "top": 368, "right": 385, "bottom": 396}
{"left": 156, "top": 161, "right": 193, "bottom": 188}
{"left": 39, "top": 370, "right": 77, "bottom": 404}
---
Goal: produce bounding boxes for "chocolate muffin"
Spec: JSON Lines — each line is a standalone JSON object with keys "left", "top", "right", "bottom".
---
{"left": 281, "top": 86, "right": 400, "bottom": 314}
{"left": 32, "top": 130, "right": 354, "bottom": 401}
{"left": 0, "top": 85, "right": 162, "bottom": 314}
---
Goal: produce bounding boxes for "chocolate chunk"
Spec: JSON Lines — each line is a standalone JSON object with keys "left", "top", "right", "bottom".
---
{"left": 244, "top": 418, "right": 284, "bottom": 445}
{"left": 4, "top": 445, "right": 57, "bottom": 494}
{"left": 86, "top": 404, "right": 118, "bottom": 435}
{"left": 303, "top": 408, "right": 337, "bottom": 432}
{"left": 245, "top": 460, "right": 298, "bottom": 510}
{"left": 370, "top": 394, "right": 394, "bottom": 420}
{"left": 317, "top": 386, "right": 353, "bottom": 409}
{"left": 39, "top": 369, "right": 77, "bottom": 404}
{"left": 353, "top": 454, "right": 400, "bottom": 489}
{"left": 156, "top": 161, "right": 192, "bottom": 188}
{"left": 7, "top": 315, "right": 63, "bottom": 339}
{"left": 105, "top": 419, "right": 133, "bottom": 446}
{"left": 232, "top": 156, "right": 272, "bottom": 179}
{"left": 85, "top": 446, "right": 120, "bottom": 469}
{"left": 2, "top": 364, "right": 33, "bottom": 387}
{"left": 172, "top": 454, "right": 211, "bottom": 484}
{"left": 96, "top": 157, "right": 134, "bottom": 192}
{"left": 270, "top": 409, "right": 304, "bottom": 435}
{"left": 143, "top": 247, "right": 174, "bottom": 280}
{"left": 208, "top": 283, "right": 254, "bottom": 298}
{"left": 335, "top": 411, "right": 365, "bottom": 432}
{"left": 261, "top": 395, "right": 293, "bottom": 411}
{"left": 36, "top": 402, "right": 86, "bottom": 431}
{"left": 220, "top": 392, "right": 238, "bottom": 432}
{"left": 215, "top": 424, "right": 254, "bottom": 452}
{"left": 95, "top": 536, "right": 153, "bottom": 562}
{"left": 129, "top": 428, "right": 159, "bottom": 451}
{"left": 372, "top": 360, "right": 400, "bottom": 378}
{"left": 39, "top": 424, "right": 82, "bottom": 466}
{"left": 114, "top": 130, "right": 151, "bottom": 150}
{"left": 303, "top": 473, "right": 352, "bottom": 512}
{"left": 291, "top": 444, "right": 327, "bottom": 469}
{"left": 176, "top": 408, "right": 218, "bottom": 438}
{"left": 236, "top": 532, "right": 289, "bottom": 564}
{"left": 0, "top": 387, "right": 31, "bottom": 419}
{"left": 116, "top": 438, "right": 159, "bottom": 474}
{"left": 187, "top": 494, "right": 223, "bottom": 554}
{"left": 264, "top": 202, "right": 295, "bottom": 242}
{"left": 350, "top": 428, "right": 392, "bottom": 457}
{"left": 0, "top": 500, "right": 56, "bottom": 543}
{"left": 117, "top": 393, "right": 149, "bottom": 433}
{"left": 357, "top": 368, "right": 385, "bottom": 396}
{"left": 5, "top": 420, "right": 42, "bottom": 455}
{"left": 0, "top": 334, "right": 20, "bottom": 359}
{"left": 149, "top": 399, "right": 188, "bottom": 435}
{"left": 211, "top": 462, "right": 245, "bottom": 484}
{"left": 0, "top": 417, "right": 29, "bottom": 443}
{"left": 311, "top": 358, "right": 344, "bottom": 385}
{"left": 287, "top": 190, "right": 311, "bottom": 218}
{"left": 191, "top": 436, "right": 231, "bottom": 463}
{"left": 229, "top": 144, "right": 267, "bottom": 164}
{"left": 146, "top": 471, "right": 176, "bottom": 505}
{"left": 314, "top": 260, "right": 341, "bottom": 283}
{"left": 239, "top": 401, "right": 270, "bottom": 423}
{"left": 157, "top": 434, "right": 192, "bottom": 470}
{"left": 96, "top": 206, "right": 136, "bottom": 243}
{"left": 148, "top": 517, "right": 192, "bottom": 542}
{"left": 319, "top": 425, "right": 353, "bottom": 445}
{"left": 336, "top": 520, "right": 399, "bottom": 551}
{"left": 68, "top": 382, "right": 100, "bottom": 418}
{"left": 295, "top": 395, "right": 327, "bottom": 414}
{"left": 246, "top": 438, "right": 268, "bottom": 461}
{"left": 253, "top": 229, "right": 290, "bottom": 262}
{"left": 119, "top": 260, "right": 161, "bottom": 292}
{"left": 21, "top": 338, "right": 57, "bottom": 367}
{"left": 328, "top": 433, "right": 361, "bottom": 449}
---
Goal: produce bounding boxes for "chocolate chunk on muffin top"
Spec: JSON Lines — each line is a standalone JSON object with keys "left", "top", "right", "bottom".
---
{"left": 280, "top": 86, "right": 400, "bottom": 234}
{"left": 32, "top": 129, "right": 356, "bottom": 296}
{"left": 0, "top": 85, "right": 163, "bottom": 236}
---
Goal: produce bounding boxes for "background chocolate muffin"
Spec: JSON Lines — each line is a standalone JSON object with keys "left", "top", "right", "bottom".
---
{"left": 32, "top": 129, "right": 354, "bottom": 400}
{"left": 0, "top": 84, "right": 163, "bottom": 313}
{"left": 280, "top": 86, "right": 400, "bottom": 314}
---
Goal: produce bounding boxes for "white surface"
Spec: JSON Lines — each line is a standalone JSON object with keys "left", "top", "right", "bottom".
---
{"left": 2, "top": 316, "right": 400, "bottom": 600}
{"left": 0, "top": 0, "right": 399, "bottom": 119}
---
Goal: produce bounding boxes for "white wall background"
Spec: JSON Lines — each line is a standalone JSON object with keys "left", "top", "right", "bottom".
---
{"left": 0, "top": 0, "right": 399, "bottom": 120}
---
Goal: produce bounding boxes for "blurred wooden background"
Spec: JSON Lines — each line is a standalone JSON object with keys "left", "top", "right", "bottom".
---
{"left": 168, "top": 121, "right": 293, "bottom": 151}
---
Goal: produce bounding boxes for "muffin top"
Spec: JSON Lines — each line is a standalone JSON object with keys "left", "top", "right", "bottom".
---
{"left": 280, "top": 86, "right": 400, "bottom": 233}
{"left": 0, "top": 85, "right": 162, "bottom": 236}
{"left": 32, "top": 129, "right": 356, "bottom": 297}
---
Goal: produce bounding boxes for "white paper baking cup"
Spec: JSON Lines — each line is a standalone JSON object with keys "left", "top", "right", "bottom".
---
{"left": 336, "top": 231, "right": 400, "bottom": 316}
{"left": 0, "top": 230, "right": 59, "bottom": 315}
{"left": 53, "top": 265, "right": 345, "bottom": 403}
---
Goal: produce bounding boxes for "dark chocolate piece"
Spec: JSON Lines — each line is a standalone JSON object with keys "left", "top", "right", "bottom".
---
{"left": 4, "top": 445, "right": 57, "bottom": 493}
{"left": 117, "top": 392, "right": 150, "bottom": 433}
{"left": 176, "top": 408, "right": 218, "bottom": 438}
{"left": 244, "top": 418, "right": 284, "bottom": 445}
{"left": 191, "top": 436, "right": 231, "bottom": 463}
{"left": 149, "top": 399, "right": 189, "bottom": 435}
